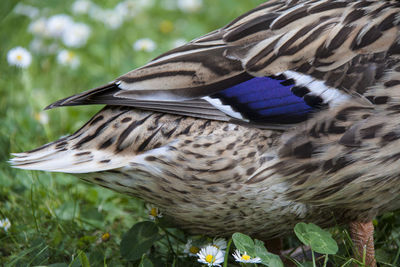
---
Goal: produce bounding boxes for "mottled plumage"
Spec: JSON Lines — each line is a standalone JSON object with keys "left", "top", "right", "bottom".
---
{"left": 10, "top": 0, "right": 400, "bottom": 265}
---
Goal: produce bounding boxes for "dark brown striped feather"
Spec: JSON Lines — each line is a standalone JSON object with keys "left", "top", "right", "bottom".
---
{"left": 45, "top": 0, "right": 400, "bottom": 128}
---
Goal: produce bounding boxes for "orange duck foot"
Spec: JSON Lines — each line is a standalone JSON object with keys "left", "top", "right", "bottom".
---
{"left": 349, "top": 221, "right": 377, "bottom": 267}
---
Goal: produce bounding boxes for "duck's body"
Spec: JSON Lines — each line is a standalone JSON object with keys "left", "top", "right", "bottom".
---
{"left": 11, "top": 0, "right": 400, "bottom": 264}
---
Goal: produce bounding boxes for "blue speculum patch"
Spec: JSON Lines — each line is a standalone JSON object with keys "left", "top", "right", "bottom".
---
{"left": 210, "top": 76, "right": 315, "bottom": 123}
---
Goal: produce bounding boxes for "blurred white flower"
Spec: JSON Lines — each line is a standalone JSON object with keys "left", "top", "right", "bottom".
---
{"left": 62, "top": 22, "right": 91, "bottom": 48}
{"left": 7, "top": 47, "right": 32, "bottom": 68}
{"left": 29, "top": 38, "right": 46, "bottom": 54}
{"left": 28, "top": 17, "right": 49, "bottom": 37}
{"left": 161, "top": 0, "right": 178, "bottom": 11}
{"left": 115, "top": 0, "right": 154, "bottom": 19}
{"left": 57, "top": 49, "right": 80, "bottom": 68}
{"left": 115, "top": 1, "right": 137, "bottom": 19}
{"left": 47, "top": 14, "right": 73, "bottom": 38}
{"left": 197, "top": 245, "right": 225, "bottom": 266}
{"left": 211, "top": 237, "right": 227, "bottom": 250}
{"left": 48, "top": 43, "right": 60, "bottom": 54}
{"left": 177, "top": 0, "right": 203, "bottom": 12}
{"left": 173, "top": 38, "right": 187, "bottom": 48}
{"left": 102, "top": 9, "right": 124, "bottom": 29}
{"left": 34, "top": 111, "right": 49, "bottom": 125}
{"left": 0, "top": 218, "right": 11, "bottom": 232}
{"left": 72, "top": 0, "right": 92, "bottom": 15}
{"left": 14, "top": 4, "right": 39, "bottom": 18}
{"left": 133, "top": 38, "right": 156, "bottom": 52}
{"left": 184, "top": 239, "right": 201, "bottom": 256}
{"left": 88, "top": 4, "right": 103, "bottom": 20}
{"left": 30, "top": 39, "right": 58, "bottom": 55}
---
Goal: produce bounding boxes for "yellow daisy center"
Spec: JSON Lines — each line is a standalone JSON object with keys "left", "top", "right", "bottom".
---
{"left": 101, "top": 232, "right": 110, "bottom": 241}
{"left": 67, "top": 51, "right": 75, "bottom": 61}
{"left": 16, "top": 54, "right": 23, "bottom": 61}
{"left": 189, "top": 246, "right": 200, "bottom": 254}
{"left": 150, "top": 208, "right": 158, "bottom": 217}
{"left": 242, "top": 254, "right": 251, "bottom": 261}
{"left": 205, "top": 254, "right": 215, "bottom": 263}
{"left": 159, "top": 20, "right": 173, "bottom": 33}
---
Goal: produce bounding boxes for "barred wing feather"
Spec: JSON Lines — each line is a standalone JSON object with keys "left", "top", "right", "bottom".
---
{"left": 45, "top": 0, "right": 400, "bottom": 126}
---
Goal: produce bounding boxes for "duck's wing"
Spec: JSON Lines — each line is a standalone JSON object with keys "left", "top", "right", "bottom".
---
{"left": 45, "top": 0, "right": 400, "bottom": 127}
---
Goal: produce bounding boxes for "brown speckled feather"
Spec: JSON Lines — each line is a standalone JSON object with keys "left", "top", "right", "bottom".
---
{"left": 46, "top": 0, "right": 400, "bottom": 120}
{"left": 10, "top": 0, "right": 400, "bottom": 241}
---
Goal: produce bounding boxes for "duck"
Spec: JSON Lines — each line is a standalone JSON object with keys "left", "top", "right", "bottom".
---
{"left": 10, "top": 0, "right": 400, "bottom": 266}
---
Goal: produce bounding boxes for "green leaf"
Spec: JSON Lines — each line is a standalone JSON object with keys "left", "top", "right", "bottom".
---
{"left": 310, "top": 235, "right": 338, "bottom": 255}
{"left": 294, "top": 223, "right": 338, "bottom": 255}
{"left": 0, "top": 0, "right": 19, "bottom": 22}
{"left": 268, "top": 256, "right": 285, "bottom": 267}
{"left": 254, "top": 239, "right": 267, "bottom": 257}
{"left": 294, "top": 223, "right": 313, "bottom": 246}
{"left": 120, "top": 221, "right": 160, "bottom": 261}
{"left": 232, "top": 232, "right": 255, "bottom": 255}
{"left": 254, "top": 239, "right": 283, "bottom": 267}
{"left": 139, "top": 254, "right": 154, "bottom": 267}
{"left": 78, "top": 250, "right": 91, "bottom": 267}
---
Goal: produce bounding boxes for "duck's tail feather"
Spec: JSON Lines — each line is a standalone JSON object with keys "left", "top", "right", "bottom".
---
{"left": 9, "top": 106, "right": 140, "bottom": 173}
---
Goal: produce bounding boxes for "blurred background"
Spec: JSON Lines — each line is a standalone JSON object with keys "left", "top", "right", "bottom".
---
{"left": 0, "top": 0, "right": 264, "bottom": 265}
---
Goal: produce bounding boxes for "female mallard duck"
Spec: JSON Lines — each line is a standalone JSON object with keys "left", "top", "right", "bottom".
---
{"left": 11, "top": 0, "right": 400, "bottom": 265}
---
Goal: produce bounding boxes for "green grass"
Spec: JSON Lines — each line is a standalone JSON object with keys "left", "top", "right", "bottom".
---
{"left": 1, "top": 0, "right": 400, "bottom": 266}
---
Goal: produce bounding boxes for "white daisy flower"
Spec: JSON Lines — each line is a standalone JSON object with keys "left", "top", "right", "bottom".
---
{"left": 72, "top": 0, "right": 92, "bottom": 15}
{"left": 0, "top": 218, "right": 11, "bottom": 232}
{"left": 115, "top": 0, "right": 141, "bottom": 18}
{"left": 133, "top": 38, "right": 156, "bottom": 52}
{"left": 102, "top": 9, "right": 124, "bottom": 29}
{"left": 232, "top": 250, "right": 262, "bottom": 264}
{"left": 211, "top": 237, "right": 227, "bottom": 250}
{"left": 197, "top": 245, "right": 225, "bottom": 266}
{"left": 172, "top": 38, "right": 187, "bottom": 48}
{"left": 57, "top": 50, "right": 80, "bottom": 68}
{"left": 114, "top": 3, "right": 129, "bottom": 18}
{"left": 7, "top": 47, "right": 32, "bottom": 68}
{"left": 28, "top": 18, "right": 49, "bottom": 37}
{"left": 145, "top": 204, "right": 163, "bottom": 220}
{"left": 34, "top": 111, "right": 49, "bottom": 125}
{"left": 62, "top": 22, "right": 91, "bottom": 48}
{"left": 184, "top": 239, "right": 201, "bottom": 256}
{"left": 88, "top": 4, "right": 103, "bottom": 20}
{"left": 14, "top": 4, "right": 39, "bottom": 18}
{"left": 177, "top": 0, "right": 203, "bottom": 13}
{"left": 29, "top": 39, "right": 59, "bottom": 55}
{"left": 46, "top": 14, "right": 74, "bottom": 38}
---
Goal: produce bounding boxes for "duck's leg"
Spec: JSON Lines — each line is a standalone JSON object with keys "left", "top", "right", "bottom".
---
{"left": 349, "top": 221, "right": 376, "bottom": 267}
